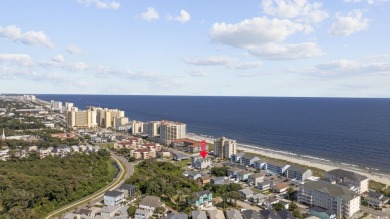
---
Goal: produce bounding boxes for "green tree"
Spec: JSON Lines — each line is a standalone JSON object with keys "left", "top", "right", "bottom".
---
{"left": 128, "top": 157, "right": 136, "bottom": 162}
{"left": 273, "top": 202, "right": 286, "bottom": 211}
{"left": 287, "top": 187, "right": 295, "bottom": 200}
{"left": 210, "top": 167, "right": 229, "bottom": 177}
{"left": 127, "top": 206, "right": 137, "bottom": 217}
{"left": 288, "top": 202, "right": 298, "bottom": 211}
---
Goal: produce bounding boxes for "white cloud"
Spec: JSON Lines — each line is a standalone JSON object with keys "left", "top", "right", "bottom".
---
{"left": 343, "top": 0, "right": 389, "bottom": 4}
{"left": 168, "top": 10, "right": 191, "bottom": 23}
{"left": 0, "top": 25, "right": 55, "bottom": 49}
{"left": 52, "top": 54, "right": 65, "bottom": 63}
{"left": 210, "top": 17, "right": 323, "bottom": 60}
{"left": 183, "top": 56, "right": 262, "bottom": 69}
{"left": 141, "top": 7, "right": 160, "bottom": 21}
{"left": 261, "top": 0, "right": 329, "bottom": 23}
{"left": 329, "top": 9, "right": 369, "bottom": 36}
{"left": 0, "top": 54, "right": 32, "bottom": 66}
{"left": 66, "top": 45, "right": 84, "bottom": 55}
{"left": 188, "top": 69, "right": 208, "bottom": 77}
{"left": 77, "top": 0, "right": 120, "bottom": 10}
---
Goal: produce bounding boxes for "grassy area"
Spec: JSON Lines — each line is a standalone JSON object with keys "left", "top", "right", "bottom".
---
{"left": 174, "top": 159, "right": 191, "bottom": 167}
{"left": 96, "top": 142, "right": 115, "bottom": 149}
{"left": 251, "top": 187, "right": 262, "bottom": 193}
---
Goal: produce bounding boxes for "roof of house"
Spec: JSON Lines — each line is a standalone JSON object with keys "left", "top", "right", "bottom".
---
{"left": 104, "top": 190, "right": 123, "bottom": 198}
{"left": 265, "top": 160, "right": 289, "bottom": 167}
{"left": 249, "top": 172, "right": 266, "bottom": 179}
{"left": 135, "top": 209, "right": 149, "bottom": 215}
{"left": 225, "top": 209, "right": 244, "bottom": 219}
{"left": 194, "top": 190, "right": 212, "bottom": 198}
{"left": 119, "top": 184, "right": 136, "bottom": 191}
{"left": 274, "top": 183, "right": 289, "bottom": 190}
{"left": 368, "top": 190, "right": 383, "bottom": 199}
{"left": 233, "top": 152, "right": 246, "bottom": 157}
{"left": 237, "top": 170, "right": 253, "bottom": 176}
{"left": 301, "top": 181, "right": 359, "bottom": 201}
{"left": 287, "top": 165, "right": 310, "bottom": 174}
{"left": 239, "top": 188, "right": 254, "bottom": 196}
{"left": 241, "top": 210, "right": 261, "bottom": 219}
{"left": 260, "top": 209, "right": 280, "bottom": 219}
{"left": 199, "top": 175, "right": 211, "bottom": 181}
{"left": 277, "top": 210, "right": 296, "bottom": 219}
{"left": 192, "top": 211, "right": 207, "bottom": 219}
{"left": 326, "top": 169, "right": 368, "bottom": 181}
{"left": 139, "top": 196, "right": 163, "bottom": 208}
{"left": 167, "top": 213, "right": 189, "bottom": 219}
{"left": 188, "top": 171, "right": 201, "bottom": 177}
{"left": 241, "top": 154, "right": 260, "bottom": 160}
{"left": 173, "top": 152, "right": 188, "bottom": 158}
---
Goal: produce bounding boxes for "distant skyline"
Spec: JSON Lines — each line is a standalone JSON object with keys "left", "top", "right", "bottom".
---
{"left": 1, "top": 0, "right": 390, "bottom": 97}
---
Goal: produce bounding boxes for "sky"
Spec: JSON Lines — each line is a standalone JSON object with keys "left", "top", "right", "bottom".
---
{"left": 1, "top": 0, "right": 390, "bottom": 97}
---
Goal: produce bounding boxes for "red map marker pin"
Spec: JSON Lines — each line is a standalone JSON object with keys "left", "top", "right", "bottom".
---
{"left": 200, "top": 139, "right": 208, "bottom": 158}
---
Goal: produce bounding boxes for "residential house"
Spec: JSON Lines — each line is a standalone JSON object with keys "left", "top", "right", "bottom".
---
{"left": 277, "top": 210, "right": 297, "bottom": 219}
{"left": 272, "top": 182, "right": 289, "bottom": 193}
{"left": 265, "top": 160, "right": 290, "bottom": 175}
{"left": 172, "top": 152, "right": 189, "bottom": 161}
{"left": 192, "top": 211, "right": 207, "bottom": 219}
{"left": 197, "top": 175, "right": 211, "bottom": 185}
{"left": 191, "top": 190, "right": 212, "bottom": 207}
{"left": 260, "top": 209, "right": 280, "bottom": 219}
{"left": 286, "top": 166, "right": 312, "bottom": 182}
{"left": 309, "top": 207, "right": 336, "bottom": 219}
{"left": 249, "top": 193, "right": 267, "bottom": 204}
{"left": 187, "top": 171, "right": 202, "bottom": 180}
{"left": 230, "top": 152, "right": 245, "bottom": 163}
{"left": 240, "top": 154, "right": 260, "bottom": 167}
{"left": 138, "top": 196, "right": 165, "bottom": 217}
{"left": 167, "top": 213, "right": 189, "bottom": 219}
{"left": 100, "top": 205, "right": 128, "bottom": 218}
{"left": 191, "top": 155, "right": 212, "bottom": 170}
{"left": 117, "top": 184, "right": 136, "bottom": 198}
{"left": 365, "top": 191, "right": 390, "bottom": 208}
{"left": 206, "top": 209, "right": 226, "bottom": 219}
{"left": 77, "top": 209, "right": 93, "bottom": 217}
{"left": 299, "top": 181, "right": 360, "bottom": 219}
{"left": 248, "top": 172, "right": 266, "bottom": 186}
{"left": 104, "top": 190, "right": 125, "bottom": 206}
{"left": 253, "top": 160, "right": 267, "bottom": 170}
{"left": 239, "top": 189, "right": 254, "bottom": 199}
{"left": 241, "top": 210, "right": 261, "bottom": 219}
{"left": 170, "top": 138, "right": 203, "bottom": 153}
{"left": 323, "top": 169, "right": 369, "bottom": 194}
{"left": 135, "top": 209, "right": 149, "bottom": 219}
{"left": 227, "top": 168, "right": 242, "bottom": 178}
{"left": 211, "top": 177, "right": 229, "bottom": 185}
{"left": 225, "top": 209, "right": 244, "bottom": 219}
{"left": 236, "top": 171, "right": 253, "bottom": 181}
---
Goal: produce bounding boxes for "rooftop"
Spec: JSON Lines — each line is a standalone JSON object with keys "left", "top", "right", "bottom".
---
{"left": 301, "top": 181, "right": 359, "bottom": 201}
{"left": 139, "top": 196, "right": 164, "bottom": 208}
{"left": 326, "top": 169, "right": 368, "bottom": 181}
{"left": 104, "top": 190, "right": 123, "bottom": 198}
{"left": 287, "top": 165, "right": 310, "bottom": 174}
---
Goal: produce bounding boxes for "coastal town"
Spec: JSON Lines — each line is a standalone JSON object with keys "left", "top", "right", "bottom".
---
{"left": 0, "top": 95, "right": 389, "bottom": 219}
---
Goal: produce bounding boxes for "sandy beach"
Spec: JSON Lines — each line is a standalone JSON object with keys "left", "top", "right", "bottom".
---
{"left": 187, "top": 133, "right": 390, "bottom": 187}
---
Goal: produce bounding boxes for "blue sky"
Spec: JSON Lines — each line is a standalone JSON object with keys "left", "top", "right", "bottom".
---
{"left": 1, "top": 0, "right": 390, "bottom": 97}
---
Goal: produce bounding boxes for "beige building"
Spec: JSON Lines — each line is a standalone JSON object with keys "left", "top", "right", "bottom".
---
{"left": 299, "top": 181, "right": 360, "bottom": 219}
{"left": 115, "top": 117, "right": 129, "bottom": 128}
{"left": 214, "top": 137, "right": 237, "bottom": 159}
{"left": 65, "top": 102, "right": 74, "bottom": 111}
{"left": 160, "top": 120, "right": 186, "bottom": 145}
{"left": 131, "top": 121, "right": 144, "bottom": 134}
{"left": 146, "top": 121, "right": 161, "bottom": 138}
{"left": 94, "top": 107, "right": 125, "bottom": 128}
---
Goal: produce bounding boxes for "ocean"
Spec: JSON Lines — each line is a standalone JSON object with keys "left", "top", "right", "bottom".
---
{"left": 37, "top": 95, "right": 390, "bottom": 172}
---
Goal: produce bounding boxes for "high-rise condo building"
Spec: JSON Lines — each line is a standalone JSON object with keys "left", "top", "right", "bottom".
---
{"left": 146, "top": 121, "right": 161, "bottom": 138}
{"left": 160, "top": 120, "right": 186, "bottom": 145}
{"left": 214, "top": 137, "right": 237, "bottom": 159}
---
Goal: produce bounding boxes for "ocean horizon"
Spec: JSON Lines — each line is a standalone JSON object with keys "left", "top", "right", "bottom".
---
{"left": 37, "top": 94, "right": 390, "bottom": 173}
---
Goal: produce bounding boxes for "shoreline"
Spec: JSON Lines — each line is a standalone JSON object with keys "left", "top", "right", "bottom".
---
{"left": 187, "top": 133, "right": 390, "bottom": 187}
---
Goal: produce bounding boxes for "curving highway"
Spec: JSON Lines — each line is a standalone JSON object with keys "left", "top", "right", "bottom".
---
{"left": 45, "top": 152, "right": 134, "bottom": 219}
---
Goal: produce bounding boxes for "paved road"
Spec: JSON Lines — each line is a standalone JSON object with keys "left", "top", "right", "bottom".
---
{"left": 45, "top": 152, "right": 134, "bottom": 219}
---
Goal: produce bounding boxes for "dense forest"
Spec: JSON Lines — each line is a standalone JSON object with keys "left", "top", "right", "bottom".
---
{"left": 0, "top": 151, "right": 116, "bottom": 219}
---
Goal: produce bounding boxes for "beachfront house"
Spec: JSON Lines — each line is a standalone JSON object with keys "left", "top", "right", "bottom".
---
{"left": 286, "top": 166, "right": 312, "bottom": 182}
{"left": 253, "top": 160, "right": 267, "bottom": 170}
{"left": 104, "top": 190, "right": 125, "bottom": 206}
{"left": 240, "top": 154, "right": 260, "bottom": 167}
{"left": 365, "top": 191, "right": 390, "bottom": 208}
{"left": 231, "top": 152, "right": 245, "bottom": 163}
{"left": 239, "top": 188, "right": 254, "bottom": 199}
{"left": 265, "top": 160, "right": 290, "bottom": 175}
{"left": 172, "top": 152, "right": 189, "bottom": 161}
{"left": 211, "top": 177, "right": 229, "bottom": 185}
{"left": 227, "top": 167, "right": 241, "bottom": 178}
